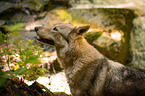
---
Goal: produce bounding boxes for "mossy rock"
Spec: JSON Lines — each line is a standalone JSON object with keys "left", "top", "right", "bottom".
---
{"left": 0, "top": 78, "right": 54, "bottom": 96}
{"left": 84, "top": 31, "right": 102, "bottom": 43}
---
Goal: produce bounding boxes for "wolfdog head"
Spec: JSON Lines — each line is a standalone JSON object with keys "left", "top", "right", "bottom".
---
{"left": 35, "top": 23, "right": 90, "bottom": 47}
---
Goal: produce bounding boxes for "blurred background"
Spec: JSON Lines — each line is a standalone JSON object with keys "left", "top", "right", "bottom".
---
{"left": 0, "top": 0, "right": 145, "bottom": 95}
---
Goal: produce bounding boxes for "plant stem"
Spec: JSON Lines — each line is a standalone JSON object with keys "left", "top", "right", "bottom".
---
{"left": 5, "top": 35, "right": 10, "bottom": 70}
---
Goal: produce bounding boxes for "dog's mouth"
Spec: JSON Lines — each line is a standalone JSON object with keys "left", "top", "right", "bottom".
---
{"left": 37, "top": 37, "right": 55, "bottom": 45}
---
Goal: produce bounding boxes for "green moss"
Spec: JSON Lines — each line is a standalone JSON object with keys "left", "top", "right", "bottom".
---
{"left": 67, "top": 9, "right": 95, "bottom": 26}
{"left": 84, "top": 31, "right": 102, "bottom": 43}
{"left": 55, "top": 10, "right": 72, "bottom": 22}
{"left": 55, "top": 9, "right": 98, "bottom": 27}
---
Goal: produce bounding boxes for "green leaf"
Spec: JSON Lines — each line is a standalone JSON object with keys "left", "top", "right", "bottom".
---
{"left": 27, "top": 55, "right": 41, "bottom": 64}
{"left": 0, "top": 69, "right": 5, "bottom": 76}
{"left": 14, "top": 67, "right": 27, "bottom": 75}
{"left": 6, "top": 70, "right": 13, "bottom": 74}
{"left": 0, "top": 77, "right": 7, "bottom": 87}
{"left": 17, "top": 61, "right": 23, "bottom": 65}
{"left": 28, "top": 60, "right": 41, "bottom": 64}
{"left": 24, "top": 60, "right": 29, "bottom": 65}
{"left": 12, "top": 32, "right": 19, "bottom": 36}
{"left": 29, "top": 55, "right": 39, "bottom": 60}
{"left": 12, "top": 49, "right": 17, "bottom": 53}
{"left": 0, "top": 31, "right": 3, "bottom": 42}
{"left": 9, "top": 39, "right": 14, "bottom": 43}
{"left": 26, "top": 50, "right": 33, "bottom": 56}
{"left": 3, "top": 48, "right": 8, "bottom": 52}
{"left": 11, "top": 46, "right": 17, "bottom": 49}
{"left": 28, "top": 45, "right": 35, "bottom": 49}
{"left": 28, "top": 40, "right": 33, "bottom": 43}
{"left": 4, "top": 75, "right": 14, "bottom": 79}
{"left": 5, "top": 71, "right": 15, "bottom": 78}
{"left": 2, "top": 23, "right": 25, "bottom": 32}
{"left": 21, "top": 50, "right": 26, "bottom": 55}
{"left": 0, "top": 52, "right": 5, "bottom": 56}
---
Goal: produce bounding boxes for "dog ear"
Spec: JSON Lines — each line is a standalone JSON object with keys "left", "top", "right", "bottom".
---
{"left": 76, "top": 25, "right": 90, "bottom": 35}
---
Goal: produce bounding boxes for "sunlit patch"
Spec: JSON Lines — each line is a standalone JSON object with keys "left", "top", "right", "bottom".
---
{"left": 36, "top": 77, "right": 50, "bottom": 87}
{"left": 40, "top": 51, "right": 57, "bottom": 64}
{"left": 88, "top": 28, "right": 93, "bottom": 32}
{"left": 25, "top": 22, "right": 43, "bottom": 31}
{"left": 110, "top": 31, "right": 122, "bottom": 41}
{"left": 1, "top": 53, "right": 21, "bottom": 71}
{"left": 24, "top": 72, "right": 71, "bottom": 95}
{"left": 87, "top": 28, "right": 104, "bottom": 33}
{"left": 102, "top": 32, "right": 110, "bottom": 38}
{"left": 24, "top": 80, "right": 35, "bottom": 86}
{"left": 49, "top": 72, "right": 71, "bottom": 95}
{"left": 42, "top": 89, "right": 46, "bottom": 92}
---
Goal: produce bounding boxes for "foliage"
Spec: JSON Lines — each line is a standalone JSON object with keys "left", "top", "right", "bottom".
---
{"left": 0, "top": 31, "right": 3, "bottom": 42}
{"left": 2, "top": 23, "right": 25, "bottom": 32}
{"left": 0, "top": 23, "right": 45, "bottom": 86}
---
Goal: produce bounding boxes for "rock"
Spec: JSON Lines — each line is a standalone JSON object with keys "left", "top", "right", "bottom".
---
{"left": 21, "top": 0, "right": 53, "bottom": 12}
{"left": 34, "top": 72, "right": 71, "bottom": 95}
{"left": 51, "top": 0, "right": 69, "bottom": 6}
{"left": 30, "top": 81, "right": 54, "bottom": 96}
{"left": 84, "top": 31, "right": 102, "bottom": 43}
{"left": 2, "top": 10, "right": 34, "bottom": 24}
{"left": 0, "top": 20, "right": 5, "bottom": 26}
{"left": 38, "top": 11, "right": 47, "bottom": 18}
{"left": 49, "top": 72, "right": 71, "bottom": 95}
{"left": 0, "top": 0, "right": 50, "bottom": 12}
{"left": 0, "top": 77, "right": 54, "bottom": 96}
{"left": 93, "top": 34, "right": 121, "bottom": 60}
{"left": 69, "top": 0, "right": 145, "bottom": 68}
{"left": 69, "top": 0, "right": 145, "bottom": 16}
{"left": 130, "top": 17, "right": 145, "bottom": 69}
{"left": 53, "top": 92, "right": 70, "bottom": 96}
{"left": 67, "top": 9, "right": 134, "bottom": 64}
{"left": 21, "top": 0, "right": 43, "bottom": 11}
{"left": 0, "top": 2, "right": 16, "bottom": 13}
{"left": 0, "top": 0, "right": 53, "bottom": 25}
{"left": 0, "top": 1, "right": 34, "bottom": 24}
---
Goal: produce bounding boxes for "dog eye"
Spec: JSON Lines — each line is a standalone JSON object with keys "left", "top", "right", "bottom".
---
{"left": 53, "top": 27, "right": 58, "bottom": 31}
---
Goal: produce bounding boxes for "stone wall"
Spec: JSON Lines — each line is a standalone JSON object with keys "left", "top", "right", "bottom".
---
{"left": 69, "top": 0, "right": 145, "bottom": 69}
{"left": 130, "top": 17, "right": 145, "bottom": 69}
{"left": 67, "top": 8, "right": 135, "bottom": 64}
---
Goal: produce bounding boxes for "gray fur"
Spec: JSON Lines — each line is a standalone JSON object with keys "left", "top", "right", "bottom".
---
{"left": 35, "top": 23, "right": 145, "bottom": 96}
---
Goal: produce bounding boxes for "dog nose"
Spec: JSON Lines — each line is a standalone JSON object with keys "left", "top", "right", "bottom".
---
{"left": 35, "top": 27, "right": 40, "bottom": 31}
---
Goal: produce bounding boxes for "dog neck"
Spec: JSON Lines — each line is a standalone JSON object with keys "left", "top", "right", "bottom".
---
{"left": 55, "top": 37, "right": 104, "bottom": 68}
